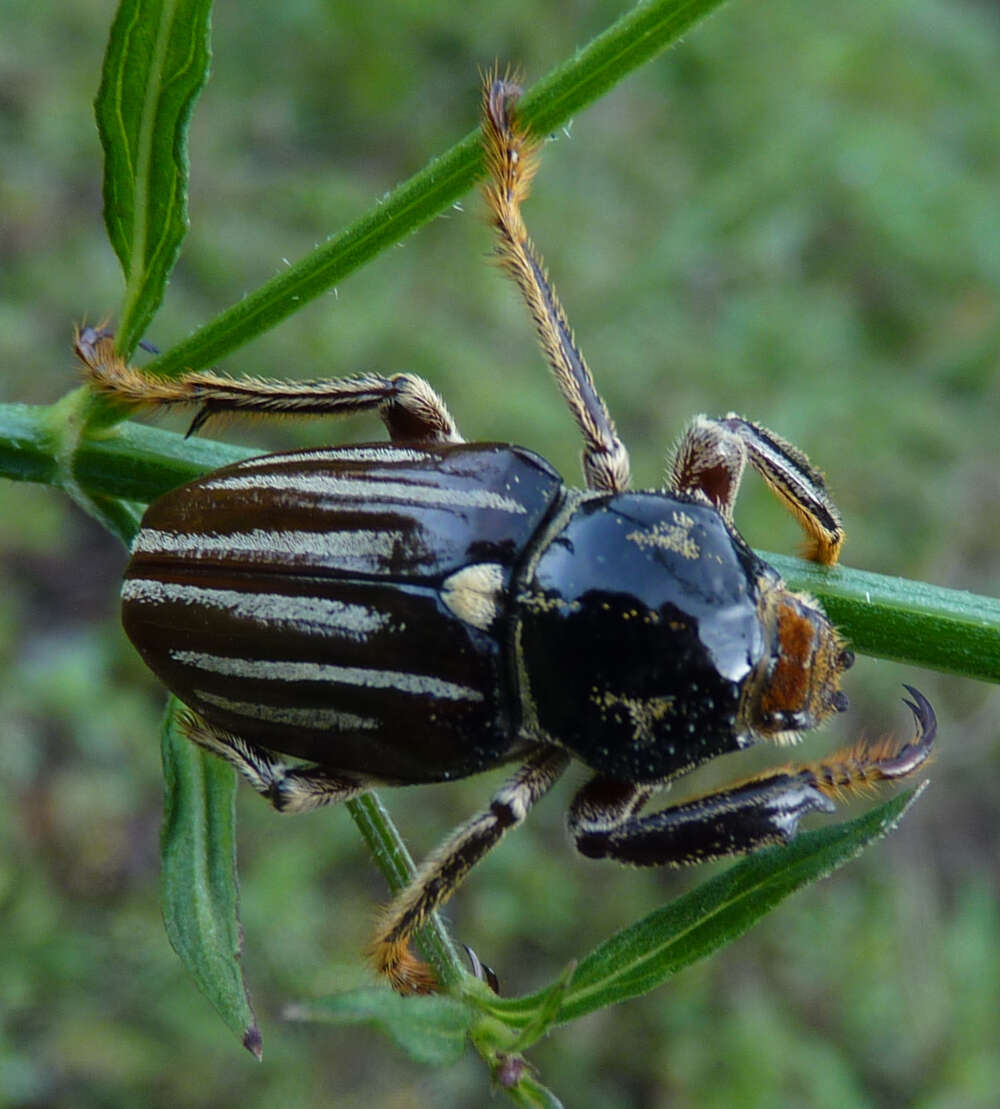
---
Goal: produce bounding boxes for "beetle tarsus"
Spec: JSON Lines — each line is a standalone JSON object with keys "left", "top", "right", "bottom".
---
{"left": 370, "top": 936, "right": 439, "bottom": 995}
{"left": 803, "top": 685, "right": 936, "bottom": 800}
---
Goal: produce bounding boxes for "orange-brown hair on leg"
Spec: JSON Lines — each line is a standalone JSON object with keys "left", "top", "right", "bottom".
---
{"left": 803, "top": 685, "right": 937, "bottom": 801}
{"left": 479, "top": 70, "right": 630, "bottom": 494}
{"left": 369, "top": 934, "right": 439, "bottom": 995}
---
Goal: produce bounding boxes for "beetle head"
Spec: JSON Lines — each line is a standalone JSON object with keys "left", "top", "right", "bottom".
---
{"left": 750, "top": 586, "right": 854, "bottom": 742}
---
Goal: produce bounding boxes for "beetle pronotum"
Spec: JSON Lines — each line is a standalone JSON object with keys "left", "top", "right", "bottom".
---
{"left": 77, "top": 71, "right": 935, "bottom": 994}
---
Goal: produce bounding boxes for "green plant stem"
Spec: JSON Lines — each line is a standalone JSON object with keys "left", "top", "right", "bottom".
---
{"left": 139, "top": 0, "right": 731, "bottom": 379}
{"left": 0, "top": 401, "right": 998, "bottom": 684}
{"left": 768, "top": 552, "right": 1000, "bottom": 682}
{"left": 347, "top": 794, "right": 464, "bottom": 988}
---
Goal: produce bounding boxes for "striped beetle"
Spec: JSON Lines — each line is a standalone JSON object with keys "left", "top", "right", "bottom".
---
{"left": 78, "top": 74, "right": 935, "bottom": 994}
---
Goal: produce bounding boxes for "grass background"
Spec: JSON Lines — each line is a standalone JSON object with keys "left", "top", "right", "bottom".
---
{"left": 1, "top": 0, "right": 998, "bottom": 1105}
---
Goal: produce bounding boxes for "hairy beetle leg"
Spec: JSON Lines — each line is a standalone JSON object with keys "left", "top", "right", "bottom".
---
{"left": 369, "top": 938, "right": 439, "bottom": 996}
{"left": 802, "top": 684, "right": 936, "bottom": 799}
{"left": 182, "top": 708, "right": 567, "bottom": 995}
{"left": 370, "top": 748, "right": 569, "bottom": 992}
{"left": 178, "top": 711, "right": 374, "bottom": 813}
{"left": 74, "top": 325, "right": 463, "bottom": 444}
{"left": 569, "top": 687, "right": 935, "bottom": 868}
{"left": 481, "top": 71, "right": 630, "bottom": 494}
{"left": 670, "top": 414, "right": 845, "bottom": 565}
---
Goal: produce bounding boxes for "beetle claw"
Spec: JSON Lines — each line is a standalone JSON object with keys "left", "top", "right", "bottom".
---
{"left": 463, "top": 943, "right": 501, "bottom": 994}
{"left": 876, "top": 684, "right": 936, "bottom": 779}
{"left": 901, "top": 684, "right": 937, "bottom": 742}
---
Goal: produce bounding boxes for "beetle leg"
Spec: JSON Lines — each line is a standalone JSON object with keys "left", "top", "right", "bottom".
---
{"left": 74, "top": 325, "right": 462, "bottom": 444}
{"left": 179, "top": 710, "right": 372, "bottom": 813}
{"left": 569, "top": 688, "right": 934, "bottom": 866}
{"left": 370, "top": 747, "right": 570, "bottom": 993}
{"left": 669, "top": 413, "right": 844, "bottom": 564}
{"left": 481, "top": 74, "right": 630, "bottom": 494}
{"left": 462, "top": 944, "right": 501, "bottom": 994}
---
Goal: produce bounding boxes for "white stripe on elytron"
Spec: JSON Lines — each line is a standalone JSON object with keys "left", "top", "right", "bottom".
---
{"left": 122, "top": 578, "right": 392, "bottom": 640}
{"left": 170, "top": 650, "right": 485, "bottom": 703}
{"left": 131, "top": 526, "right": 410, "bottom": 562}
{"left": 233, "top": 446, "right": 432, "bottom": 469}
{"left": 195, "top": 689, "right": 379, "bottom": 732}
{"left": 198, "top": 471, "right": 527, "bottom": 514}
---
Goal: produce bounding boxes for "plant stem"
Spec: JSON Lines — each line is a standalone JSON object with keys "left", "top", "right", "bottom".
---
{"left": 139, "top": 0, "right": 731, "bottom": 379}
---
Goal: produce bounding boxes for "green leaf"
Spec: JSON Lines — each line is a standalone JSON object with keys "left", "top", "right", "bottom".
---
{"left": 96, "top": 0, "right": 213, "bottom": 356}
{"left": 159, "top": 699, "right": 261, "bottom": 1058}
{"left": 292, "top": 987, "right": 568, "bottom": 1101}
{"left": 286, "top": 989, "right": 477, "bottom": 1066}
{"left": 485, "top": 786, "right": 926, "bottom": 1038}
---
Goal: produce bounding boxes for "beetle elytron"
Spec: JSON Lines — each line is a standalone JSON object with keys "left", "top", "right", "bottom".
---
{"left": 78, "top": 74, "right": 935, "bottom": 993}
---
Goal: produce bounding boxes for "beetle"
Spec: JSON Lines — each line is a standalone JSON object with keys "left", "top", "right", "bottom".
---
{"left": 77, "top": 73, "right": 935, "bottom": 994}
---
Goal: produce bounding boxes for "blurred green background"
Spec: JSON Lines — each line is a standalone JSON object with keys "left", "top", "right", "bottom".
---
{"left": 1, "top": 0, "right": 998, "bottom": 1105}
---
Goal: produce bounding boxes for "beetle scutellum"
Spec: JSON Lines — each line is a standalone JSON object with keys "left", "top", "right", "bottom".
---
{"left": 77, "top": 73, "right": 935, "bottom": 994}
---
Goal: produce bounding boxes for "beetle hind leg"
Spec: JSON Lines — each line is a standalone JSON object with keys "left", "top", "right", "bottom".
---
{"left": 569, "top": 688, "right": 935, "bottom": 866}
{"left": 370, "top": 747, "right": 569, "bottom": 993}
{"left": 74, "top": 325, "right": 462, "bottom": 444}
{"left": 178, "top": 710, "right": 372, "bottom": 813}
{"left": 481, "top": 74, "right": 630, "bottom": 494}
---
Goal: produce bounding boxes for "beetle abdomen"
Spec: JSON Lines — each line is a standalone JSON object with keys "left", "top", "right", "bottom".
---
{"left": 123, "top": 442, "right": 564, "bottom": 781}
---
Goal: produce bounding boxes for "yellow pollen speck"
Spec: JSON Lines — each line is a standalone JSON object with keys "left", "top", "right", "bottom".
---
{"left": 627, "top": 511, "right": 700, "bottom": 560}
{"left": 589, "top": 689, "right": 676, "bottom": 745}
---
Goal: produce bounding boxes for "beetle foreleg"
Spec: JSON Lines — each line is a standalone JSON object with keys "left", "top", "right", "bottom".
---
{"left": 669, "top": 413, "right": 844, "bottom": 564}
{"left": 570, "top": 767, "right": 838, "bottom": 867}
{"left": 569, "top": 688, "right": 934, "bottom": 867}
{"left": 178, "top": 710, "right": 372, "bottom": 813}
{"left": 74, "top": 326, "right": 462, "bottom": 443}
{"left": 370, "top": 746, "right": 570, "bottom": 993}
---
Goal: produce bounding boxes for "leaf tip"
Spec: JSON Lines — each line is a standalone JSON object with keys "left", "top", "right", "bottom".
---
{"left": 242, "top": 1021, "right": 263, "bottom": 1061}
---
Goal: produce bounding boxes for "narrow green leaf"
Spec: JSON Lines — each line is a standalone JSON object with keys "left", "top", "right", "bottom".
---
{"left": 160, "top": 699, "right": 261, "bottom": 1058}
{"left": 96, "top": 0, "right": 212, "bottom": 355}
{"left": 502, "top": 960, "right": 576, "bottom": 1053}
{"left": 486, "top": 787, "right": 925, "bottom": 1035}
{"left": 514, "top": 0, "right": 731, "bottom": 137}
{"left": 287, "top": 989, "right": 476, "bottom": 1066}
